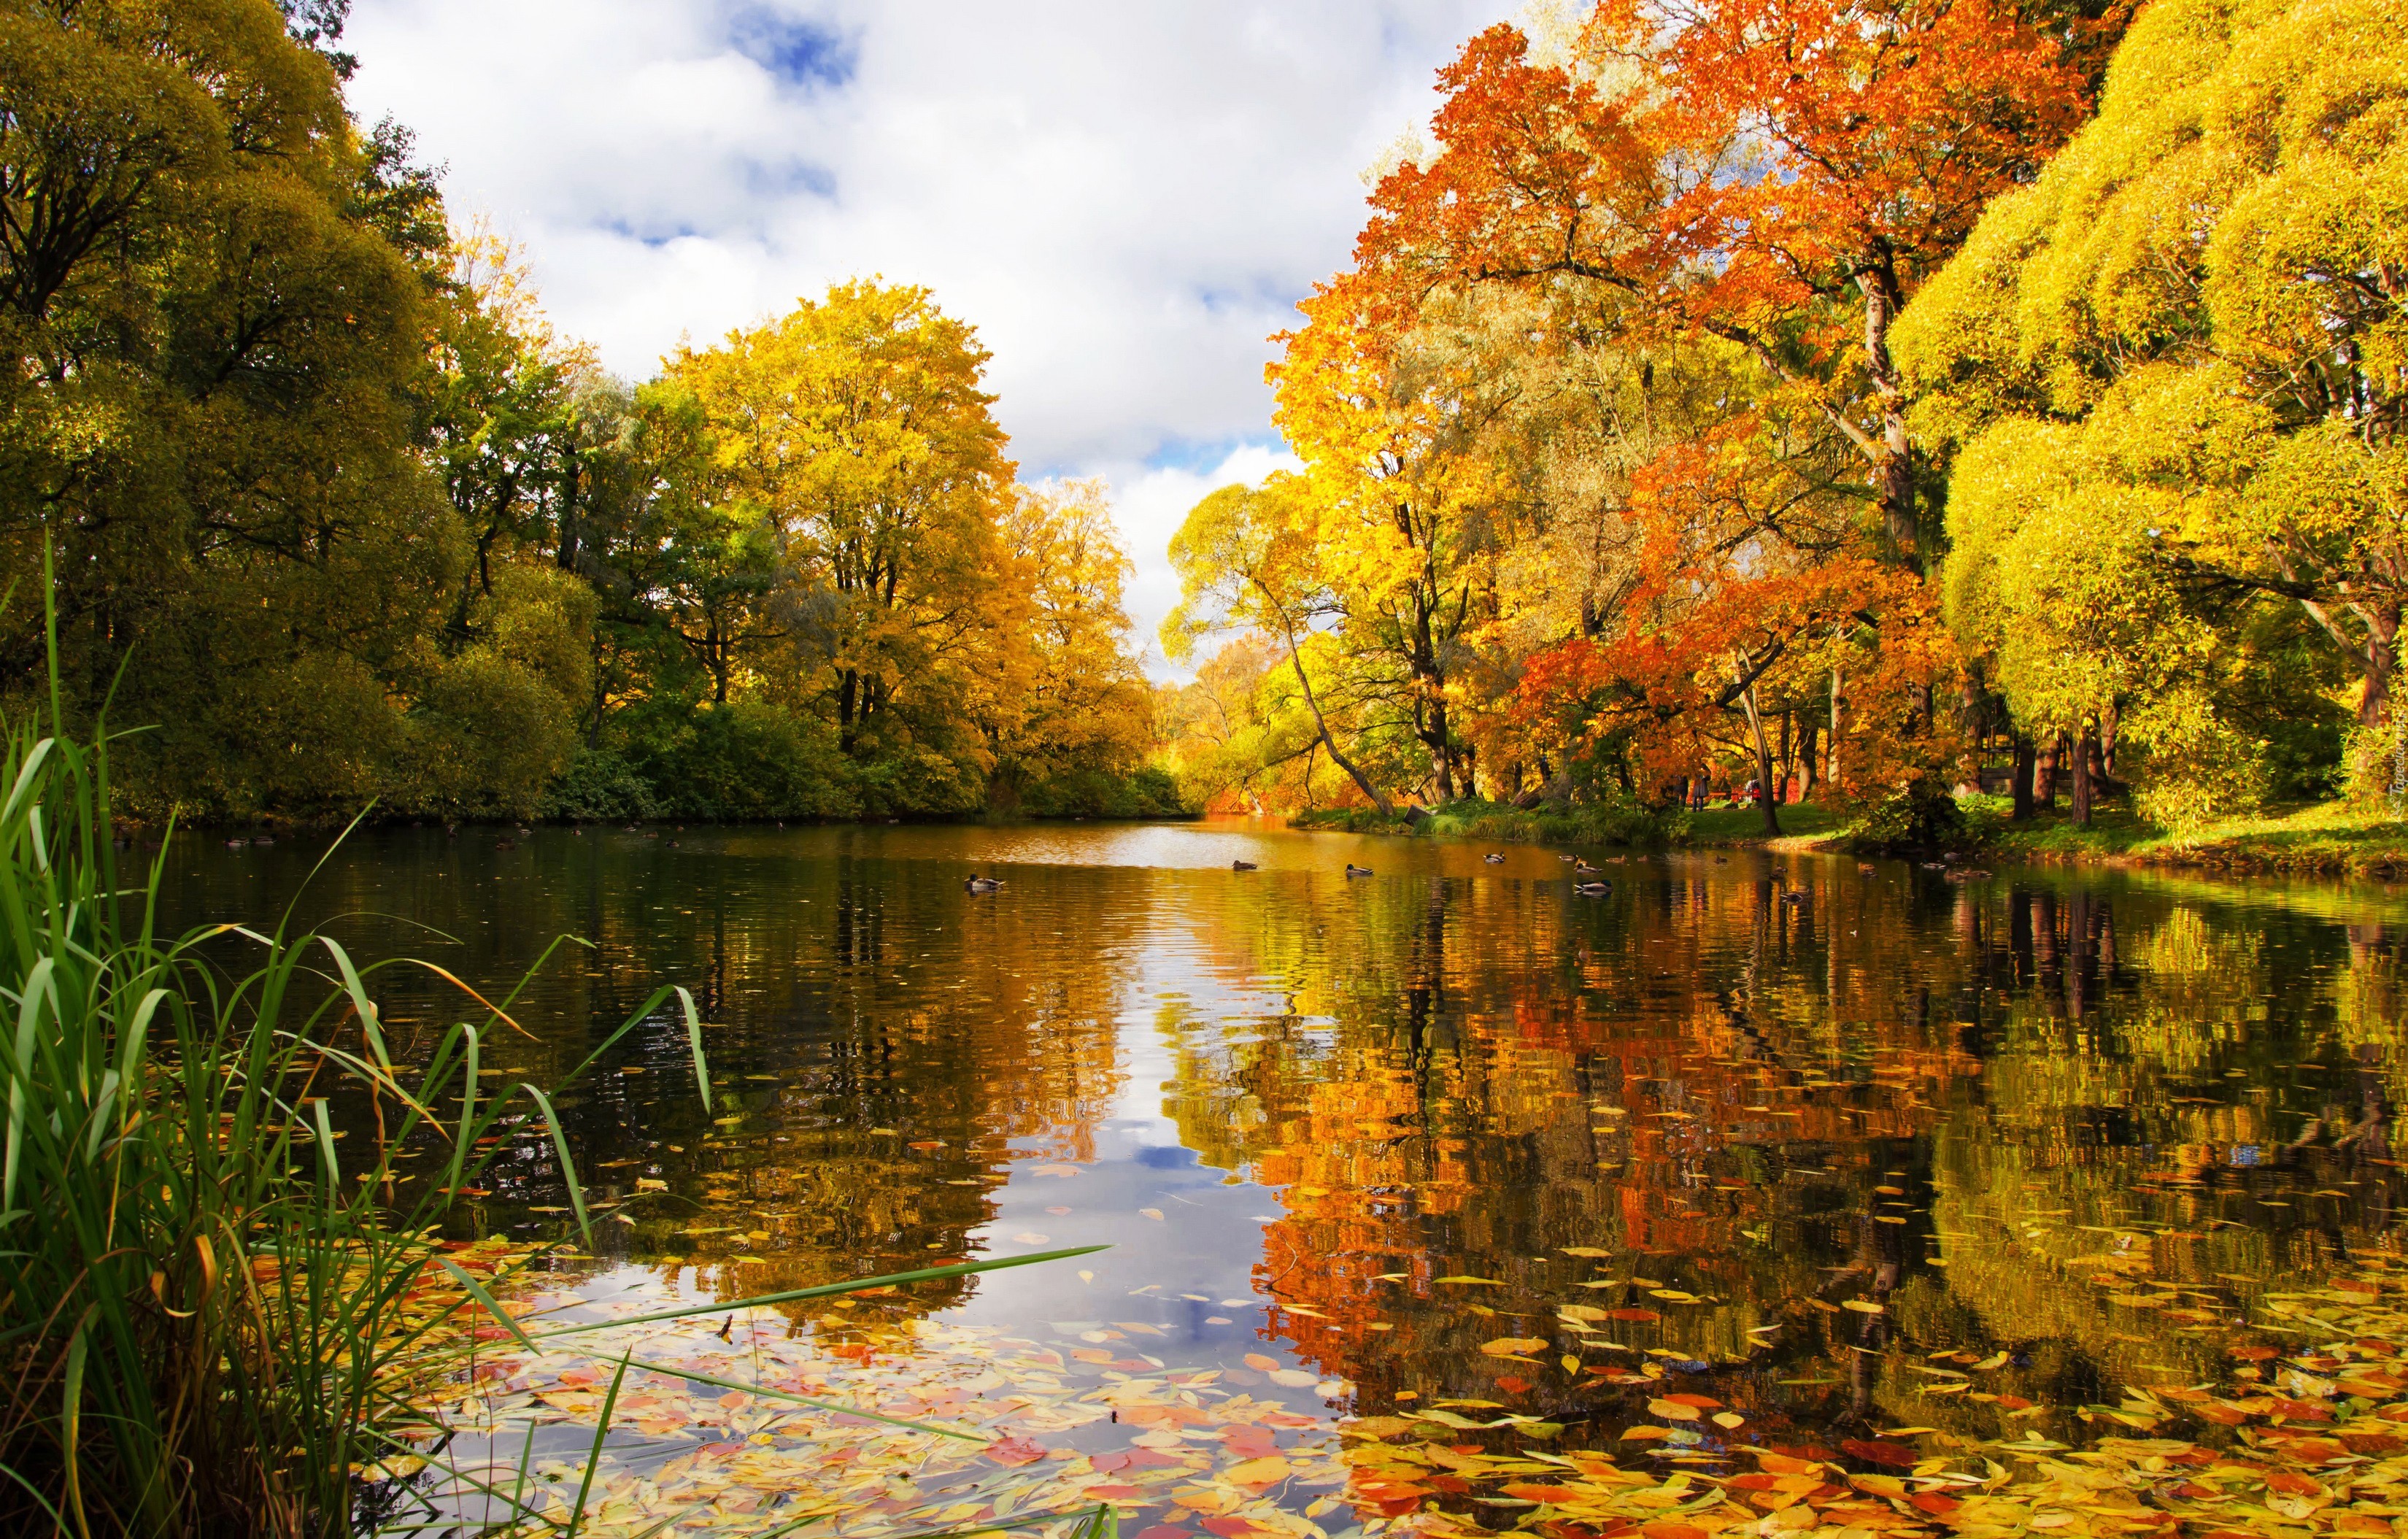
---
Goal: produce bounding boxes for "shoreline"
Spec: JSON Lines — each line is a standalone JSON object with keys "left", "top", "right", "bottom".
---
{"left": 1298, "top": 798, "right": 2408, "bottom": 880}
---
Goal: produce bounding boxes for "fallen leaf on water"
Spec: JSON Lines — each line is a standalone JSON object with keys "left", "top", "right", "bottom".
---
{"left": 1480, "top": 1338, "right": 1551, "bottom": 1357}
{"left": 984, "top": 1436, "right": 1049, "bottom": 1467}
{"left": 1140, "top": 1208, "right": 1165, "bottom": 1222}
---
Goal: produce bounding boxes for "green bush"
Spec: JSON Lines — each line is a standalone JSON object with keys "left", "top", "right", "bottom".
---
{"left": 638, "top": 701, "right": 857, "bottom": 821}
{"left": 1848, "top": 784, "right": 1969, "bottom": 853}
{"left": 1020, "top": 764, "right": 1188, "bottom": 817}
{"left": 538, "top": 746, "right": 663, "bottom": 821}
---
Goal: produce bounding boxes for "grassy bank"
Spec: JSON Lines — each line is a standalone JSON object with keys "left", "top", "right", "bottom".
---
{"left": 1296, "top": 792, "right": 2408, "bottom": 876}
{"left": 1972, "top": 797, "right": 2408, "bottom": 876}
{"left": 1292, "top": 798, "right": 1676, "bottom": 846}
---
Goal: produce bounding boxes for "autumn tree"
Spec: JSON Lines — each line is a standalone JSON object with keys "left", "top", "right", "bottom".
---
{"left": 1589, "top": 0, "right": 2115, "bottom": 563}
{"left": 0, "top": 0, "right": 468, "bottom": 817}
{"left": 985, "top": 479, "right": 1159, "bottom": 810}
{"left": 1898, "top": 0, "right": 2404, "bottom": 823}
{"left": 1163, "top": 477, "right": 1400, "bottom": 813}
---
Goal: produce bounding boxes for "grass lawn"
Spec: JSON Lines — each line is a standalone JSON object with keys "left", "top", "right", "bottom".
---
{"left": 1681, "top": 801, "right": 1853, "bottom": 849}
{"left": 1301, "top": 791, "right": 2408, "bottom": 874}
{"left": 1975, "top": 796, "right": 2408, "bottom": 875}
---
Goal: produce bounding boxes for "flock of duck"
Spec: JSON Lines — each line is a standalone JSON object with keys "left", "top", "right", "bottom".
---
{"left": 963, "top": 851, "right": 1621, "bottom": 895}
{"left": 959, "top": 850, "right": 1995, "bottom": 898}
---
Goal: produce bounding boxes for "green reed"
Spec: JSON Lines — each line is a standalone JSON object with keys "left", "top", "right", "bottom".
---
{"left": 0, "top": 586, "right": 1106, "bottom": 1538}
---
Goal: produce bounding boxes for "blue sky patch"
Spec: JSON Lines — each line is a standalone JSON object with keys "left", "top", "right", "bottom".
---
{"left": 727, "top": 6, "right": 857, "bottom": 90}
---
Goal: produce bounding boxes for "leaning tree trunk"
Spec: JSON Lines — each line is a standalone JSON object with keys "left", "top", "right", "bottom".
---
{"left": 1273, "top": 612, "right": 1391, "bottom": 816}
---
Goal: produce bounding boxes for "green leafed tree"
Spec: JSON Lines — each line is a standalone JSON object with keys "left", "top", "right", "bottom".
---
{"left": 0, "top": 0, "right": 463, "bottom": 817}
{"left": 1896, "top": 0, "right": 2404, "bottom": 823}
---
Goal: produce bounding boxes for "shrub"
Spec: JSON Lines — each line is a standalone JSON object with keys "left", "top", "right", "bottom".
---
{"left": 1849, "top": 784, "right": 1969, "bottom": 853}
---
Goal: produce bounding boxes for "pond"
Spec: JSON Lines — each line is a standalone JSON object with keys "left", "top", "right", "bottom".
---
{"left": 164, "top": 822, "right": 2408, "bottom": 1538}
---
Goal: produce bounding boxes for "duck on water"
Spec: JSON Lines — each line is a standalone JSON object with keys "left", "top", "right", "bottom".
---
{"left": 964, "top": 874, "right": 1005, "bottom": 893}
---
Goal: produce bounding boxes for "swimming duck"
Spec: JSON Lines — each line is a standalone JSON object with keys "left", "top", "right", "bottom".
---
{"left": 1483, "top": 853, "right": 1505, "bottom": 864}
{"left": 1779, "top": 890, "right": 1807, "bottom": 906}
{"left": 1573, "top": 881, "right": 1611, "bottom": 897}
{"left": 1232, "top": 859, "right": 1259, "bottom": 871}
{"left": 1344, "top": 863, "right": 1374, "bottom": 878}
{"left": 1556, "top": 853, "right": 1576, "bottom": 863}
{"left": 1574, "top": 859, "right": 1602, "bottom": 875}
{"left": 965, "top": 875, "right": 1005, "bottom": 893}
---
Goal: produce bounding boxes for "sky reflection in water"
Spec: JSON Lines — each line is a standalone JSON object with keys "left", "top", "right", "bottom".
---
{"left": 164, "top": 820, "right": 2408, "bottom": 1515}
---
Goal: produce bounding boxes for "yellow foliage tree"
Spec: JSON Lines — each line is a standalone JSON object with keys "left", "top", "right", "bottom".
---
{"left": 1898, "top": 0, "right": 2408, "bottom": 820}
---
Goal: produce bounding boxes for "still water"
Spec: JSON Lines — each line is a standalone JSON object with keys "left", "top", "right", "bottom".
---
{"left": 166, "top": 820, "right": 2408, "bottom": 1530}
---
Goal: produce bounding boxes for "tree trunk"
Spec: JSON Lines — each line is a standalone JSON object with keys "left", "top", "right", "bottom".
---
{"left": 1827, "top": 667, "right": 1843, "bottom": 792}
{"left": 1737, "top": 657, "right": 1782, "bottom": 836}
{"left": 2363, "top": 603, "right": 2400, "bottom": 729}
{"left": 1859, "top": 254, "right": 1918, "bottom": 568}
{"left": 1800, "top": 719, "right": 1820, "bottom": 801}
{"left": 2010, "top": 734, "right": 2036, "bottom": 821}
{"left": 2036, "top": 735, "right": 2059, "bottom": 806}
{"left": 2071, "top": 725, "right": 2096, "bottom": 825}
{"left": 1277, "top": 615, "right": 1391, "bottom": 816}
{"left": 1777, "top": 709, "right": 1793, "bottom": 803}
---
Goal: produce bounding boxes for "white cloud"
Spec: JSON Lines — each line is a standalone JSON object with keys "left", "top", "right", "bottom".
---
{"left": 344, "top": 0, "right": 1515, "bottom": 673}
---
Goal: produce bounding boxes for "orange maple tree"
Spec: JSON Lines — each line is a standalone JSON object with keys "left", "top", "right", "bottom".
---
{"left": 1591, "top": 0, "right": 2117, "bottom": 563}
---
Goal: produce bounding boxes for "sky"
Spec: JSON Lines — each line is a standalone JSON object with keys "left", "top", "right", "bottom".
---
{"left": 343, "top": 0, "right": 1522, "bottom": 674}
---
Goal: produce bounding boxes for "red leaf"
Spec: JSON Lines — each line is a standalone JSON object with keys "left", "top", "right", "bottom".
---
{"left": 984, "top": 1436, "right": 1049, "bottom": 1467}
{"left": 1841, "top": 1440, "right": 1918, "bottom": 1469}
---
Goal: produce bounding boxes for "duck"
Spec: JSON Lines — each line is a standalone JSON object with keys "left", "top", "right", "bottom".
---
{"left": 1574, "top": 858, "right": 1603, "bottom": 876}
{"left": 1483, "top": 853, "right": 1506, "bottom": 864}
{"left": 1555, "top": 854, "right": 1576, "bottom": 863}
{"left": 1344, "top": 863, "right": 1374, "bottom": 878}
{"left": 965, "top": 875, "right": 1005, "bottom": 894}
{"left": 1573, "top": 881, "right": 1612, "bottom": 897}
{"left": 1779, "top": 890, "right": 1807, "bottom": 906}
{"left": 1232, "top": 859, "right": 1259, "bottom": 871}
{"left": 1857, "top": 862, "right": 1878, "bottom": 874}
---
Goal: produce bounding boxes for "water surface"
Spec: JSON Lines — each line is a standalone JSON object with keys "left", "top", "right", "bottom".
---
{"left": 165, "top": 821, "right": 2408, "bottom": 1530}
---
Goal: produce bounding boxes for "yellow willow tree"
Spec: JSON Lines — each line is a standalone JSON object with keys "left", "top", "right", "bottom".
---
{"left": 668, "top": 280, "right": 1012, "bottom": 801}
{"left": 1898, "top": 0, "right": 2408, "bottom": 823}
